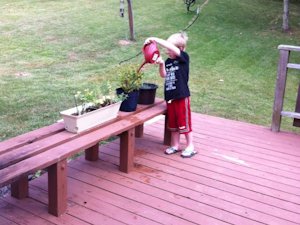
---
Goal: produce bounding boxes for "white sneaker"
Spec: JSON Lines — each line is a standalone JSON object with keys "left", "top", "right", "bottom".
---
{"left": 165, "top": 146, "right": 179, "bottom": 155}
{"left": 181, "top": 147, "right": 197, "bottom": 158}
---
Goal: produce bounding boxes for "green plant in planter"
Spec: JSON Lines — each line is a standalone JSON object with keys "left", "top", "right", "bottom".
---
{"left": 74, "top": 82, "right": 125, "bottom": 116}
{"left": 117, "top": 63, "right": 143, "bottom": 93}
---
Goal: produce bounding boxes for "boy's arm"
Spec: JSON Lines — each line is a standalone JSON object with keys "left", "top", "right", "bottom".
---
{"left": 156, "top": 57, "right": 166, "bottom": 78}
{"left": 145, "top": 37, "right": 181, "bottom": 57}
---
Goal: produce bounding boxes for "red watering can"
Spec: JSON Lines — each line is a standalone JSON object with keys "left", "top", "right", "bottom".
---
{"left": 138, "top": 41, "right": 160, "bottom": 73}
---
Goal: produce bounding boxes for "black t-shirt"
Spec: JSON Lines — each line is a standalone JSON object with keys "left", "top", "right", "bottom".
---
{"left": 164, "top": 51, "right": 190, "bottom": 101}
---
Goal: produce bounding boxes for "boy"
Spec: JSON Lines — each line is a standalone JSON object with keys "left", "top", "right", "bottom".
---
{"left": 144, "top": 32, "right": 196, "bottom": 158}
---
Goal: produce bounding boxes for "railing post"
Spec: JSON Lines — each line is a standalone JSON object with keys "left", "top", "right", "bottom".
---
{"left": 271, "top": 48, "right": 290, "bottom": 132}
{"left": 293, "top": 83, "right": 300, "bottom": 127}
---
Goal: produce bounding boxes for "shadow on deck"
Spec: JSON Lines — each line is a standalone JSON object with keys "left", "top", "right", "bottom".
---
{"left": 0, "top": 113, "right": 300, "bottom": 225}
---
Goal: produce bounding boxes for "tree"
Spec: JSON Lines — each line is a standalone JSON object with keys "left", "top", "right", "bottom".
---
{"left": 120, "top": 0, "right": 135, "bottom": 41}
{"left": 282, "top": 0, "right": 289, "bottom": 31}
{"left": 127, "top": 0, "right": 135, "bottom": 41}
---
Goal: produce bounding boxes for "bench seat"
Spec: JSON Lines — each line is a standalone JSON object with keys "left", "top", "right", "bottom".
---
{"left": 0, "top": 98, "right": 170, "bottom": 216}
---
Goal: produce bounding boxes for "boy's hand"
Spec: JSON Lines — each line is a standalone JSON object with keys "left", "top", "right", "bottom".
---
{"left": 155, "top": 56, "right": 164, "bottom": 65}
{"left": 144, "top": 37, "right": 156, "bottom": 45}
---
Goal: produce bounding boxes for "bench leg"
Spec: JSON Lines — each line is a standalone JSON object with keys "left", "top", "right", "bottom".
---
{"left": 135, "top": 124, "right": 144, "bottom": 138}
{"left": 85, "top": 143, "right": 99, "bottom": 161}
{"left": 48, "top": 160, "right": 67, "bottom": 216}
{"left": 11, "top": 175, "right": 28, "bottom": 199}
{"left": 164, "top": 115, "right": 171, "bottom": 146}
{"left": 119, "top": 128, "right": 135, "bottom": 173}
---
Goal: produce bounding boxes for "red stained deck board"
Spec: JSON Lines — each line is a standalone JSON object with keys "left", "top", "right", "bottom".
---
{"left": 143, "top": 127, "right": 300, "bottom": 186}
{"left": 158, "top": 112, "right": 300, "bottom": 149}
{"left": 0, "top": 199, "right": 54, "bottom": 225}
{"left": 68, "top": 157, "right": 300, "bottom": 225}
{"left": 193, "top": 113, "right": 300, "bottom": 140}
{"left": 156, "top": 116, "right": 300, "bottom": 156}
{"left": 151, "top": 120, "right": 300, "bottom": 168}
{"left": 29, "top": 184, "right": 128, "bottom": 225}
{"left": 0, "top": 112, "right": 299, "bottom": 225}
{"left": 0, "top": 122, "right": 65, "bottom": 155}
{"left": 104, "top": 148, "right": 300, "bottom": 217}
{"left": 101, "top": 141, "right": 300, "bottom": 215}
{"left": 27, "top": 180, "right": 135, "bottom": 225}
{"left": 31, "top": 173, "right": 198, "bottom": 225}
{"left": 103, "top": 140, "right": 300, "bottom": 202}
{"left": 1, "top": 195, "right": 88, "bottom": 225}
{"left": 188, "top": 114, "right": 299, "bottom": 151}
{"left": 67, "top": 161, "right": 256, "bottom": 225}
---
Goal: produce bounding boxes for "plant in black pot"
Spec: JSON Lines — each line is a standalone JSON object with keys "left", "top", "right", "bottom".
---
{"left": 116, "top": 63, "right": 143, "bottom": 112}
{"left": 138, "top": 82, "right": 158, "bottom": 105}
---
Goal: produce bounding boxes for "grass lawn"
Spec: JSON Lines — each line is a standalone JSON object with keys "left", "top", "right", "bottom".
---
{"left": 0, "top": 0, "right": 300, "bottom": 141}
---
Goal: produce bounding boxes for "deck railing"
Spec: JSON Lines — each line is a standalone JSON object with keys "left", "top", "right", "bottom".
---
{"left": 271, "top": 45, "right": 300, "bottom": 132}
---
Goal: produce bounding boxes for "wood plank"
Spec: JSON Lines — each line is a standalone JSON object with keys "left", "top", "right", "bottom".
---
{"left": 66, "top": 169, "right": 230, "bottom": 225}
{"left": 0, "top": 122, "right": 65, "bottom": 155}
{"left": 1, "top": 195, "right": 88, "bottom": 225}
{"left": 28, "top": 184, "right": 127, "bottom": 225}
{"left": 132, "top": 146, "right": 300, "bottom": 197}
{"left": 152, "top": 127, "right": 300, "bottom": 174}
{"left": 0, "top": 98, "right": 165, "bottom": 169}
{"left": 0, "top": 111, "right": 299, "bottom": 225}
{"left": 0, "top": 214, "right": 18, "bottom": 225}
{"left": 278, "top": 45, "right": 300, "bottom": 52}
{"left": 136, "top": 128, "right": 300, "bottom": 186}
{"left": 0, "top": 200, "right": 54, "bottom": 225}
{"left": 0, "top": 101, "right": 167, "bottom": 187}
{"left": 32, "top": 174, "right": 196, "bottom": 225}
{"left": 135, "top": 133, "right": 300, "bottom": 188}
{"left": 102, "top": 141, "right": 300, "bottom": 212}
{"left": 192, "top": 112, "right": 300, "bottom": 142}
{"left": 287, "top": 63, "right": 300, "bottom": 70}
{"left": 0, "top": 129, "right": 75, "bottom": 170}
{"left": 69, "top": 158, "right": 300, "bottom": 225}
{"left": 155, "top": 116, "right": 300, "bottom": 157}
{"left": 281, "top": 111, "right": 300, "bottom": 119}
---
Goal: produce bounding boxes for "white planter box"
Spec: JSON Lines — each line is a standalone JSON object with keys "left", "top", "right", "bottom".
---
{"left": 60, "top": 102, "right": 121, "bottom": 133}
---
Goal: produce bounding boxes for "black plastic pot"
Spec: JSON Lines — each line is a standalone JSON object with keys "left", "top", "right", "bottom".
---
{"left": 138, "top": 83, "right": 158, "bottom": 105}
{"left": 116, "top": 88, "right": 139, "bottom": 112}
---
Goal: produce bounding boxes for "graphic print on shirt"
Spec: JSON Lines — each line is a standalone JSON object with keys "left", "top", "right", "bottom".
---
{"left": 165, "top": 61, "right": 179, "bottom": 91}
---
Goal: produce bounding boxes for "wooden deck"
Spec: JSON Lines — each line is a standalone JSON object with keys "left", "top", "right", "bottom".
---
{"left": 1, "top": 112, "right": 300, "bottom": 225}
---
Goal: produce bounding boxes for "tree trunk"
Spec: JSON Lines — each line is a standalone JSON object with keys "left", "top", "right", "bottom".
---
{"left": 127, "top": 0, "right": 135, "bottom": 41}
{"left": 282, "top": 0, "right": 289, "bottom": 32}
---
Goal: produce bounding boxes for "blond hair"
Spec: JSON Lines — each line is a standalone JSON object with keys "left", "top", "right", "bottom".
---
{"left": 167, "top": 32, "right": 188, "bottom": 50}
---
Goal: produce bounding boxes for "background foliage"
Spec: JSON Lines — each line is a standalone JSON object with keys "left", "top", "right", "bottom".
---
{"left": 0, "top": 0, "right": 300, "bottom": 141}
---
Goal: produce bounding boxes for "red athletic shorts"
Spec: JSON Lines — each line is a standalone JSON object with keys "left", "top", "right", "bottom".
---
{"left": 166, "top": 97, "right": 192, "bottom": 134}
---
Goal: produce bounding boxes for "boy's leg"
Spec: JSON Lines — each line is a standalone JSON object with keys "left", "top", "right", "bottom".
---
{"left": 171, "top": 131, "right": 180, "bottom": 149}
{"left": 181, "top": 131, "right": 197, "bottom": 158}
{"left": 165, "top": 131, "right": 180, "bottom": 154}
{"left": 165, "top": 100, "right": 180, "bottom": 154}
{"left": 177, "top": 98, "right": 196, "bottom": 158}
{"left": 185, "top": 132, "right": 194, "bottom": 149}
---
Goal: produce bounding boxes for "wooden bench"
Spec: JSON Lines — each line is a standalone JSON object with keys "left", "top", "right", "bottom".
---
{"left": 0, "top": 98, "right": 170, "bottom": 216}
